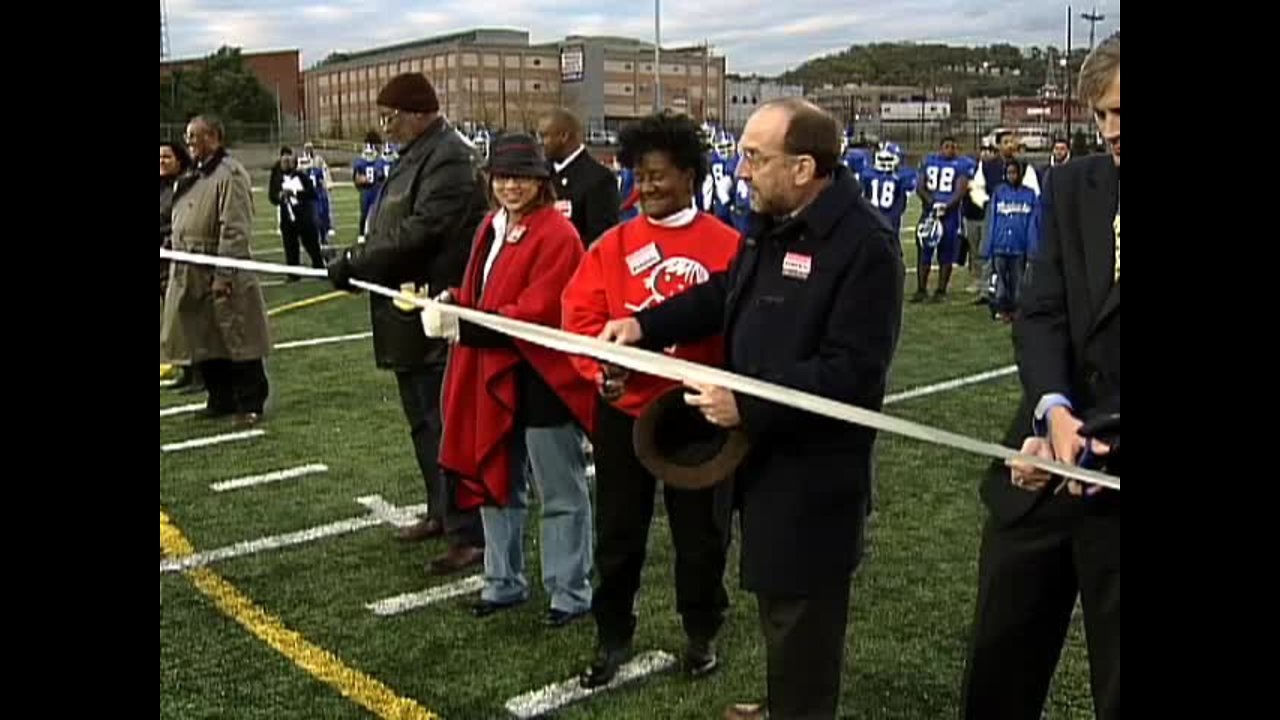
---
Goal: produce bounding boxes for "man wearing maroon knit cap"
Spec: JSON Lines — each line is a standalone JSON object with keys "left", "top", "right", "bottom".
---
{"left": 328, "top": 73, "right": 490, "bottom": 574}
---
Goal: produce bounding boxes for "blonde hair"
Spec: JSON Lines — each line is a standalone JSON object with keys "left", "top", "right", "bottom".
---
{"left": 1078, "top": 32, "right": 1120, "bottom": 105}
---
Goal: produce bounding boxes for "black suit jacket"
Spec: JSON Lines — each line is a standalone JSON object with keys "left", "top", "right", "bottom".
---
{"left": 637, "top": 166, "right": 905, "bottom": 594}
{"left": 550, "top": 149, "right": 620, "bottom": 246}
{"left": 984, "top": 154, "right": 1121, "bottom": 526}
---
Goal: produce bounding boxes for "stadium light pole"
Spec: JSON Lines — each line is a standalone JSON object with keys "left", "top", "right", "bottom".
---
{"left": 1081, "top": 6, "right": 1106, "bottom": 50}
{"left": 1064, "top": 5, "right": 1073, "bottom": 141}
{"left": 654, "top": 0, "right": 662, "bottom": 112}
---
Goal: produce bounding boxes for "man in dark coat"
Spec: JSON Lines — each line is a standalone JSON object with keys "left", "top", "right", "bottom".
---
{"left": 538, "top": 108, "right": 620, "bottom": 246}
{"left": 960, "top": 32, "right": 1121, "bottom": 720}
{"left": 328, "top": 73, "right": 487, "bottom": 573}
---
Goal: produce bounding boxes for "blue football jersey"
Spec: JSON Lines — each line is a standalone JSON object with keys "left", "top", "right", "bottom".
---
{"left": 843, "top": 148, "right": 871, "bottom": 176}
{"left": 919, "top": 154, "right": 973, "bottom": 205}
{"left": 859, "top": 167, "right": 910, "bottom": 226}
{"left": 352, "top": 157, "right": 385, "bottom": 191}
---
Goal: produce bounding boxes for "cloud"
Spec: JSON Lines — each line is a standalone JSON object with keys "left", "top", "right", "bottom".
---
{"left": 166, "top": 0, "right": 1118, "bottom": 74}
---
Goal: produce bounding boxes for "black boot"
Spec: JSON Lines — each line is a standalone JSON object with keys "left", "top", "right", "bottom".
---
{"left": 177, "top": 366, "right": 206, "bottom": 395}
{"left": 580, "top": 643, "right": 633, "bottom": 689}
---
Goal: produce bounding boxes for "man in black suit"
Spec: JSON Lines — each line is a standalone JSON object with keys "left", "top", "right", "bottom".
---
{"left": 600, "top": 98, "right": 904, "bottom": 720}
{"left": 538, "top": 108, "right": 620, "bottom": 246}
{"left": 961, "top": 31, "right": 1120, "bottom": 720}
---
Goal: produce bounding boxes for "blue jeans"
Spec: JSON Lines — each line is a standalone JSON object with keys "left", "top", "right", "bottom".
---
{"left": 480, "top": 423, "right": 593, "bottom": 612}
{"left": 992, "top": 254, "right": 1027, "bottom": 314}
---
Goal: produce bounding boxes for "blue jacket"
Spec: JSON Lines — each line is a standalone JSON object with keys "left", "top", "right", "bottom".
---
{"left": 985, "top": 184, "right": 1039, "bottom": 257}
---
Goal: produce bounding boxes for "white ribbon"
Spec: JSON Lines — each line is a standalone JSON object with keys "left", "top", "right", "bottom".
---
{"left": 160, "top": 248, "right": 1121, "bottom": 491}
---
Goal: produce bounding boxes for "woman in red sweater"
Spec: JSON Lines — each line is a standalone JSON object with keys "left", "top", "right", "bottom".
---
{"left": 562, "top": 113, "right": 742, "bottom": 687}
{"left": 433, "top": 134, "right": 597, "bottom": 625}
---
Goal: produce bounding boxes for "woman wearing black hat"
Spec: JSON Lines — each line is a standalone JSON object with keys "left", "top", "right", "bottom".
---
{"left": 434, "top": 134, "right": 597, "bottom": 625}
{"left": 562, "top": 112, "right": 741, "bottom": 687}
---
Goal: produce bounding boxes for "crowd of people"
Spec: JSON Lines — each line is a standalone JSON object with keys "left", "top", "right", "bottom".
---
{"left": 159, "top": 32, "right": 1120, "bottom": 720}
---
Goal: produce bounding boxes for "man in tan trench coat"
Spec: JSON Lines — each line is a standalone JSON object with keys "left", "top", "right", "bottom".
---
{"left": 161, "top": 115, "right": 271, "bottom": 427}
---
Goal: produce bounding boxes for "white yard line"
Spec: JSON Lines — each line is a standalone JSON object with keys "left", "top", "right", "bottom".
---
{"left": 210, "top": 464, "right": 329, "bottom": 493}
{"left": 503, "top": 651, "right": 678, "bottom": 719}
{"left": 159, "top": 498, "right": 430, "bottom": 574}
{"left": 884, "top": 365, "right": 1017, "bottom": 405}
{"left": 161, "top": 430, "right": 265, "bottom": 453}
{"left": 366, "top": 575, "right": 485, "bottom": 617}
{"left": 355, "top": 495, "right": 422, "bottom": 529}
{"left": 273, "top": 331, "right": 372, "bottom": 350}
{"left": 159, "top": 402, "right": 206, "bottom": 418}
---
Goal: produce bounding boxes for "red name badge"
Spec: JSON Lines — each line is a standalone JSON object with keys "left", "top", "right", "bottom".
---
{"left": 782, "top": 252, "right": 812, "bottom": 280}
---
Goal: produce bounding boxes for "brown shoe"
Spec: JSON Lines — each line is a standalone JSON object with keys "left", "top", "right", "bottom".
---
{"left": 428, "top": 545, "right": 483, "bottom": 575}
{"left": 723, "top": 703, "right": 766, "bottom": 720}
{"left": 232, "top": 412, "right": 261, "bottom": 429}
{"left": 396, "top": 518, "right": 444, "bottom": 542}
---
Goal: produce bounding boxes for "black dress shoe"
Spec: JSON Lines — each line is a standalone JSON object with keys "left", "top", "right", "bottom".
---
{"left": 169, "top": 367, "right": 193, "bottom": 390}
{"left": 683, "top": 637, "right": 719, "bottom": 678}
{"left": 580, "top": 644, "right": 633, "bottom": 689}
{"left": 470, "top": 598, "right": 525, "bottom": 618}
{"left": 545, "top": 608, "right": 589, "bottom": 628}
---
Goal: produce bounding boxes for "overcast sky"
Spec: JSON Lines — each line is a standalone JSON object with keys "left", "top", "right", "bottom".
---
{"left": 166, "top": 0, "right": 1119, "bottom": 76}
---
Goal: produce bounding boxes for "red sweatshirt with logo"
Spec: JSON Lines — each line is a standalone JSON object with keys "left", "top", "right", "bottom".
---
{"left": 561, "top": 211, "right": 741, "bottom": 417}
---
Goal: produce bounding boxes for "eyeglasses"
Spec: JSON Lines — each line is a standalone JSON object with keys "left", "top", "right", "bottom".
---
{"left": 737, "top": 146, "right": 794, "bottom": 169}
{"left": 379, "top": 110, "right": 402, "bottom": 127}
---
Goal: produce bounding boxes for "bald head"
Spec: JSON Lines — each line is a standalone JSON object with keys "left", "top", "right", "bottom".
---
{"left": 761, "top": 98, "right": 840, "bottom": 177}
{"left": 736, "top": 99, "right": 840, "bottom": 215}
{"left": 538, "top": 108, "right": 584, "bottom": 162}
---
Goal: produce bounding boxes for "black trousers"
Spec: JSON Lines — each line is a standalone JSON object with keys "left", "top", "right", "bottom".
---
{"left": 961, "top": 494, "right": 1121, "bottom": 720}
{"left": 756, "top": 578, "right": 853, "bottom": 720}
{"left": 590, "top": 398, "right": 732, "bottom": 648}
{"left": 394, "top": 367, "right": 483, "bottom": 548}
{"left": 281, "top": 212, "right": 324, "bottom": 269}
{"left": 199, "top": 358, "right": 268, "bottom": 414}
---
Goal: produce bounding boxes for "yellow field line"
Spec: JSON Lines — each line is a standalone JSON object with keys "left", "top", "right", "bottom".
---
{"left": 160, "top": 510, "right": 439, "bottom": 720}
{"left": 266, "top": 290, "right": 348, "bottom": 317}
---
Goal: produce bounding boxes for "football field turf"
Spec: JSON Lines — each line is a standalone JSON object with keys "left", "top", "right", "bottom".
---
{"left": 160, "top": 184, "right": 1095, "bottom": 719}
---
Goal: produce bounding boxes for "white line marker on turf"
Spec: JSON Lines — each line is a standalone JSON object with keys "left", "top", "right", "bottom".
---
{"left": 160, "top": 402, "right": 206, "bottom": 418}
{"left": 161, "top": 429, "right": 265, "bottom": 453}
{"left": 884, "top": 365, "right": 1018, "bottom": 405}
{"left": 356, "top": 495, "right": 422, "bottom": 529}
{"left": 366, "top": 575, "right": 485, "bottom": 616}
{"left": 211, "top": 463, "right": 329, "bottom": 493}
{"left": 274, "top": 331, "right": 373, "bottom": 350}
{"left": 159, "top": 497, "right": 430, "bottom": 574}
{"left": 503, "top": 651, "right": 677, "bottom": 719}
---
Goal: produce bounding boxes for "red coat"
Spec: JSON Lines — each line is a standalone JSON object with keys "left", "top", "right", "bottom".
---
{"left": 440, "top": 204, "right": 597, "bottom": 509}
{"left": 561, "top": 212, "right": 741, "bottom": 417}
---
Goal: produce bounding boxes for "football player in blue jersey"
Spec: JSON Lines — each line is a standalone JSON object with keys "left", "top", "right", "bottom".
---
{"left": 858, "top": 144, "right": 912, "bottom": 236}
{"left": 842, "top": 135, "right": 872, "bottom": 177}
{"left": 914, "top": 136, "right": 973, "bottom": 302}
{"left": 381, "top": 141, "right": 399, "bottom": 167}
{"left": 710, "top": 130, "right": 738, "bottom": 225}
{"left": 352, "top": 134, "right": 385, "bottom": 242}
{"left": 297, "top": 153, "right": 333, "bottom": 244}
{"left": 301, "top": 143, "right": 336, "bottom": 241}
